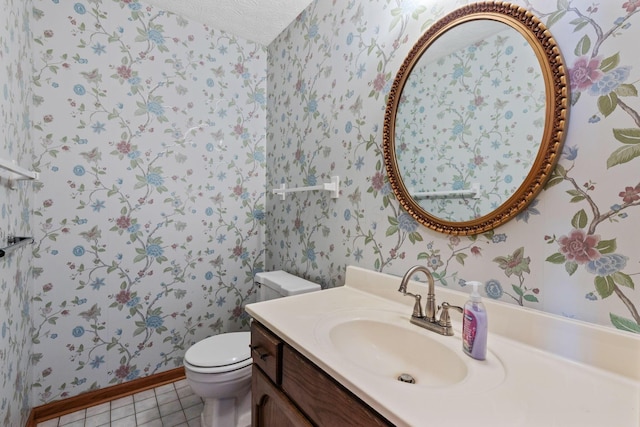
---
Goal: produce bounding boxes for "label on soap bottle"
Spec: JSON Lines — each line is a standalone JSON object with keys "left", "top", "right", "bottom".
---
{"left": 462, "top": 309, "right": 477, "bottom": 354}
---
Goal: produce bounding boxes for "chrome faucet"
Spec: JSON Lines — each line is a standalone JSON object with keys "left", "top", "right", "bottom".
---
{"left": 398, "top": 265, "right": 463, "bottom": 336}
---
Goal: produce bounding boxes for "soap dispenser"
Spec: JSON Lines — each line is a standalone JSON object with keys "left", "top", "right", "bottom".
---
{"left": 462, "top": 281, "right": 487, "bottom": 360}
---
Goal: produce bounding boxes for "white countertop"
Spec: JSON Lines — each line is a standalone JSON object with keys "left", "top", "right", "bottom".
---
{"left": 246, "top": 266, "right": 640, "bottom": 427}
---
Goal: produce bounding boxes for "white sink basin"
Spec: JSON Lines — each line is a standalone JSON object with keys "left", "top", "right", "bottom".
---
{"left": 328, "top": 317, "right": 467, "bottom": 386}
{"left": 315, "top": 308, "right": 505, "bottom": 393}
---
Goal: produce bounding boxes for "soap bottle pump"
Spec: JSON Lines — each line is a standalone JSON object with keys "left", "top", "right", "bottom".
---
{"left": 462, "top": 281, "right": 487, "bottom": 360}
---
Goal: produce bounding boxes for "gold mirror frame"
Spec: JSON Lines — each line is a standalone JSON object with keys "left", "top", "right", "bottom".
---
{"left": 383, "top": 2, "right": 567, "bottom": 235}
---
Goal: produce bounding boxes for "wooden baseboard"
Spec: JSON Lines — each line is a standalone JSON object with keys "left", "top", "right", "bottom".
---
{"left": 27, "top": 367, "right": 185, "bottom": 426}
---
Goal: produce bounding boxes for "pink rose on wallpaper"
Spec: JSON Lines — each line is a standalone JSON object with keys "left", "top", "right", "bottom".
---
{"left": 619, "top": 184, "right": 640, "bottom": 203}
{"left": 558, "top": 229, "right": 601, "bottom": 264}
{"left": 569, "top": 56, "right": 604, "bottom": 91}
{"left": 623, "top": 0, "right": 640, "bottom": 12}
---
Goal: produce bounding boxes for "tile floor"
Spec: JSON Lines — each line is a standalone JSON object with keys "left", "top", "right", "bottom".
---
{"left": 36, "top": 379, "right": 204, "bottom": 427}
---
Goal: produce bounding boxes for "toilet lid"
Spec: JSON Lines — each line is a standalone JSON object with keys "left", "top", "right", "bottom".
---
{"left": 185, "top": 332, "right": 251, "bottom": 368}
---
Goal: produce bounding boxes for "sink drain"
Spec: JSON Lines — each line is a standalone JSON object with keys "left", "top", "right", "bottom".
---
{"left": 397, "top": 373, "right": 416, "bottom": 384}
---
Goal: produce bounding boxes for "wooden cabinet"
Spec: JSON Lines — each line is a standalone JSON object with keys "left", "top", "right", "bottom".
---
{"left": 251, "top": 321, "right": 393, "bottom": 427}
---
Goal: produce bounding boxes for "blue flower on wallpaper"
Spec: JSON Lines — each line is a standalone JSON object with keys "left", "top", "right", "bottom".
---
{"left": 452, "top": 180, "right": 464, "bottom": 190}
{"left": 216, "top": 296, "right": 226, "bottom": 307}
{"left": 90, "top": 355, "right": 105, "bottom": 369}
{"left": 73, "top": 165, "right": 85, "bottom": 176}
{"left": 128, "top": 3, "right": 142, "bottom": 11}
{"left": 146, "top": 244, "right": 164, "bottom": 257}
{"left": 92, "top": 43, "right": 106, "bottom": 55}
{"left": 492, "top": 78, "right": 501, "bottom": 87}
{"left": 485, "top": 279, "right": 503, "bottom": 299}
{"left": 128, "top": 77, "right": 141, "bottom": 86}
{"left": 146, "top": 101, "right": 165, "bottom": 116}
{"left": 72, "top": 326, "right": 85, "bottom": 337}
{"left": 73, "top": 246, "right": 85, "bottom": 256}
{"left": 253, "top": 151, "right": 265, "bottom": 162}
{"left": 254, "top": 92, "right": 266, "bottom": 105}
{"left": 73, "top": 84, "right": 86, "bottom": 95}
{"left": 306, "top": 248, "right": 316, "bottom": 262}
{"left": 127, "top": 224, "right": 140, "bottom": 234}
{"left": 308, "top": 24, "right": 319, "bottom": 39}
{"left": 353, "top": 248, "right": 363, "bottom": 261}
{"left": 516, "top": 199, "right": 540, "bottom": 222}
{"left": 90, "top": 278, "right": 105, "bottom": 290}
{"left": 146, "top": 316, "right": 164, "bottom": 329}
{"left": 505, "top": 111, "right": 513, "bottom": 119}
{"left": 588, "top": 115, "right": 601, "bottom": 123}
{"left": 216, "top": 234, "right": 226, "bottom": 243}
{"left": 492, "top": 233, "right": 507, "bottom": 243}
{"left": 306, "top": 174, "right": 317, "bottom": 185}
{"left": 505, "top": 46, "right": 514, "bottom": 55}
{"left": 397, "top": 212, "right": 418, "bottom": 233}
{"left": 146, "top": 173, "right": 164, "bottom": 186}
{"left": 127, "top": 297, "right": 140, "bottom": 307}
{"left": 585, "top": 254, "right": 628, "bottom": 276}
{"left": 307, "top": 99, "right": 318, "bottom": 113}
{"left": 588, "top": 66, "right": 630, "bottom": 96}
{"left": 1, "top": 322, "right": 7, "bottom": 339}
{"left": 73, "top": 3, "right": 86, "bottom": 14}
{"left": 344, "top": 209, "right": 351, "bottom": 221}
{"left": 452, "top": 123, "right": 464, "bottom": 136}
{"left": 452, "top": 64, "right": 465, "bottom": 79}
{"left": 91, "top": 200, "right": 105, "bottom": 212}
{"left": 504, "top": 175, "right": 513, "bottom": 183}
{"left": 91, "top": 122, "right": 105, "bottom": 134}
{"left": 562, "top": 144, "right": 578, "bottom": 160}
{"left": 252, "top": 209, "right": 265, "bottom": 220}
{"left": 147, "top": 29, "right": 165, "bottom": 45}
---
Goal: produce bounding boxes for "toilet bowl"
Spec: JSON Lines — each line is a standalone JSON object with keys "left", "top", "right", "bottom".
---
{"left": 184, "top": 332, "right": 252, "bottom": 427}
{"left": 184, "top": 270, "right": 321, "bottom": 427}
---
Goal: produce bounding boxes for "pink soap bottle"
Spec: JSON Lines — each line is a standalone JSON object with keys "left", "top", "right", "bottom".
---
{"left": 462, "top": 281, "right": 487, "bottom": 361}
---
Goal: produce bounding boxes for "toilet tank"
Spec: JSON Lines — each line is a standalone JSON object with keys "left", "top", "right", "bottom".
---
{"left": 254, "top": 270, "right": 321, "bottom": 302}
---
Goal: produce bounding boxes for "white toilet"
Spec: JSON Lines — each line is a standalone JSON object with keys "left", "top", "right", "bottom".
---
{"left": 183, "top": 270, "right": 321, "bottom": 427}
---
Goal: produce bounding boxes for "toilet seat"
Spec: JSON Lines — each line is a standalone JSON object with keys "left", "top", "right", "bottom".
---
{"left": 185, "top": 331, "right": 251, "bottom": 373}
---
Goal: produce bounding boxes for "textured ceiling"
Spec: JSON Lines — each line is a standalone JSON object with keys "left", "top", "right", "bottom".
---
{"left": 142, "top": 0, "right": 313, "bottom": 45}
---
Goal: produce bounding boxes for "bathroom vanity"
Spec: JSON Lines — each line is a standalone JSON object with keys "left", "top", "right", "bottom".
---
{"left": 250, "top": 321, "right": 391, "bottom": 426}
{"left": 246, "top": 266, "right": 640, "bottom": 427}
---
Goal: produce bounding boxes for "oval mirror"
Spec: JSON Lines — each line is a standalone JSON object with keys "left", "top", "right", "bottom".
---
{"left": 383, "top": 2, "right": 567, "bottom": 235}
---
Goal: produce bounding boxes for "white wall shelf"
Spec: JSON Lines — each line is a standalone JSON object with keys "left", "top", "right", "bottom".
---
{"left": 0, "top": 157, "right": 38, "bottom": 189}
{"left": 273, "top": 176, "right": 340, "bottom": 200}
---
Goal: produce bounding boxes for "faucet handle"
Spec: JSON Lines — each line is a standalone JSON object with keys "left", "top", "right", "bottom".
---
{"left": 409, "top": 293, "right": 424, "bottom": 318}
{"left": 438, "top": 302, "right": 463, "bottom": 328}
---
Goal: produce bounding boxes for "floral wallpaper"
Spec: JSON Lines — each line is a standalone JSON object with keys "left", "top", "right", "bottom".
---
{"left": 266, "top": 0, "right": 640, "bottom": 338}
{"left": 0, "top": 0, "right": 638, "bottom": 420}
{"left": 395, "top": 24, "right": 544, "bottom": 221}
{"left": 0, "top": 0, "right": 34, "bottom": 424}
{"left": 29, "top": 0, "right": 266, "bottom": 405}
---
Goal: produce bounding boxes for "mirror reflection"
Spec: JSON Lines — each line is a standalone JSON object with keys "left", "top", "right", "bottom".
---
{"left": 395, "top": 20, "right": 545, "bottom": 222}
{"left": 383, "top": 3, "right": 567, "bottom": 235}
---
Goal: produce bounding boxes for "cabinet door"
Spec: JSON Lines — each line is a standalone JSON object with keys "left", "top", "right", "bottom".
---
{"left": 282, "top": 346, "right": 393, "bottom": 427}
{"left": 252, "top": 366, "right": 312, "bottom": 427}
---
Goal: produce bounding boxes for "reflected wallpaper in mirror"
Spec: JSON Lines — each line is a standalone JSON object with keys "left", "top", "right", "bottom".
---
{"left": 395, "top": 21, "right": 545, "bottom": 222}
